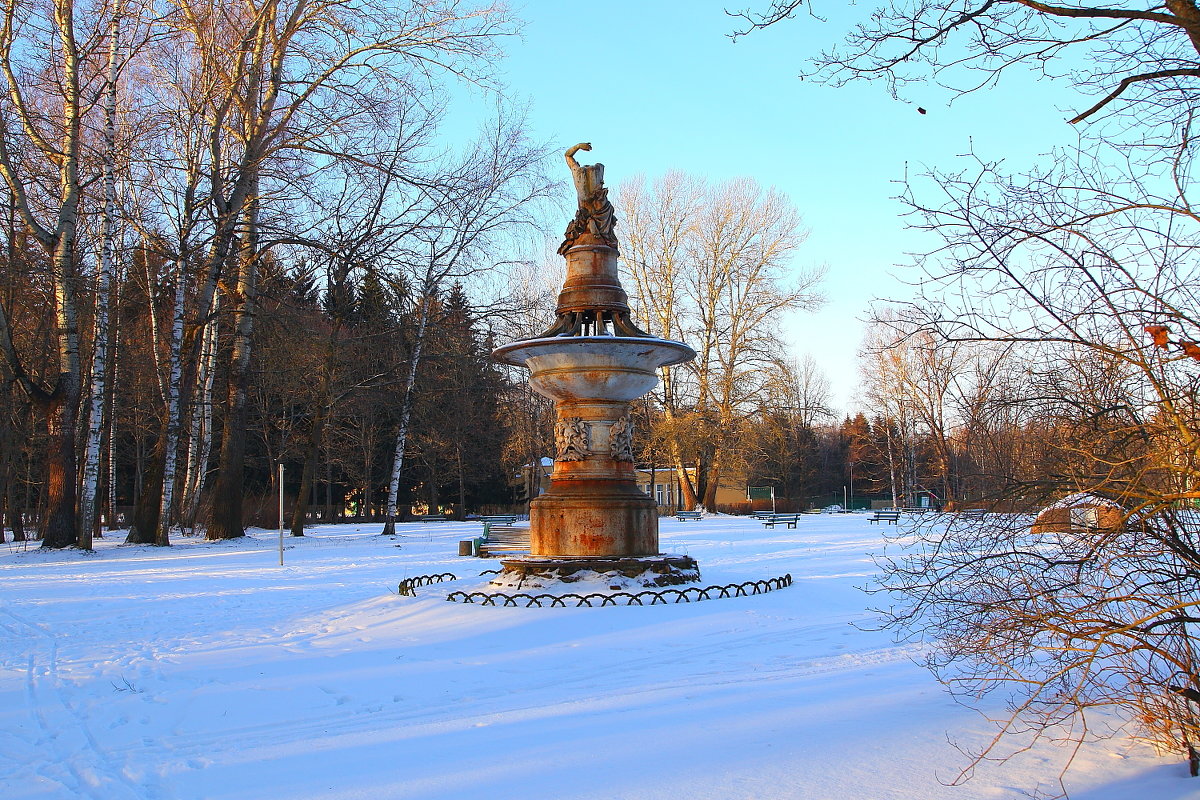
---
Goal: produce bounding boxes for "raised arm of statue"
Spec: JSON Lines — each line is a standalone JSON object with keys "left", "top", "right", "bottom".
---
{"left": 564, "top": 142, "right": 592, "bottom": 168}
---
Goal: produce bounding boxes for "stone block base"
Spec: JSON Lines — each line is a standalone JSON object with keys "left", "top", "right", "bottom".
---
{"left": 497, "top": 554, "right": 700, "bottom": 588}
{"left": 529, "top": 485, "right": 658, "bottom": 557}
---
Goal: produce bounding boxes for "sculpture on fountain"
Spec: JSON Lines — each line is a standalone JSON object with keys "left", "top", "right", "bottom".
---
{"left": 558, "top": 142, "right": 618, "bottom": 254}
{"left": 492, "top": 144, "right": 698, "bottom": 586}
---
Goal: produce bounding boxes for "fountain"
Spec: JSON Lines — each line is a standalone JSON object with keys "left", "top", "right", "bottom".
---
{"left": 492, "top": 144, "right": 699, "bottom": 587}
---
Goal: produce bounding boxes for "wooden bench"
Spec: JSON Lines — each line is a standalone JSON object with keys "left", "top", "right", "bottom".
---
{"left": 419, "top": 515, "right": 447, "bottom": 522}
{"left": 759, "top": 513, "right": 801, "bottom": 529}
{"left": 869, "top": 510, "right": 901, "bottom": 524}
{"left": 477, "top": 523, "right": 531, "bottom": 557}
{"left": 675, "top": 511, "right": 703, "bottom": 521}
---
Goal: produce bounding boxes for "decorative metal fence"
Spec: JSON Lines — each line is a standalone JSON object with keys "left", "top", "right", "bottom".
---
{"left": 445, "top": 574, "right": 794, "bottom": 607}
{"left": 397, "top": 571, "right": 794, "bottom": 606}
{"left": 397, "top": 573, "right": 458, "bottom": 596}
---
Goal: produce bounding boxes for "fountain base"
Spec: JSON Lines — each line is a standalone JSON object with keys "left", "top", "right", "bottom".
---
{"left": 496, "top": 554, "right": 700, "bottom": 589}
{"left": 529, "top": 481, "right": 659, "bottom": 557}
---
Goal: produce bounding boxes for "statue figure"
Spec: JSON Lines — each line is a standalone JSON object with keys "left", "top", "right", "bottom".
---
{"left": 609, "top": 415, "right": 635, "bottom": 461}
{"left": 558, "top": 143, "right": 618, "bottom": 254}
{"left": 555, "top": 416, "right": 591, "bottom": 461}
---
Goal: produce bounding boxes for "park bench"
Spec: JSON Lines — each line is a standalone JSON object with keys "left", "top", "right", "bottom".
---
{"left": 459, "top": 519, "right": 531, "bottom": 557}
{"left": 869, "top": 510, "right": 901, "bottom": 524}
{"left": 419, "top": 515, "right": 447, "bottom": 522}
{"left": 477, "top": 514, "right": 519, "bottom": 525}
{"left": 758, "top": 513, "right": 801, "bottom": 529}
{"left": 675, "top": 511, "right": 703, "bottom": 521}
{"left": 477, "top": 521, "right": 530, "bottom": 557}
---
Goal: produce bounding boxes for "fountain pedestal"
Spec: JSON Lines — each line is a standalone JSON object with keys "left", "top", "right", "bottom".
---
{"left": 493, "top": 148, "right": 699, "bottom": 587}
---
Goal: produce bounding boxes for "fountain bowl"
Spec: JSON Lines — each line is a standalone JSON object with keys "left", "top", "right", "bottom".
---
{"left": 492, "top": 336, "right": 695, "bottom": 403}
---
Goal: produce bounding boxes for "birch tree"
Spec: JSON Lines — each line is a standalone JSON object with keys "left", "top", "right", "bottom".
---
{"left": 0, "top": 0, "right": 111, "bottom": 548}
{"left": 380, "top": 116, "right": 552, "bottom": 534}
{"left": 79, "top": 0, "right": 143, "bottom": 547}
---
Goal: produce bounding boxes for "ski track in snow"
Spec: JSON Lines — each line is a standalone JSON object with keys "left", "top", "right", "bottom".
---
{"left": 2, "top": 606, "right": 160, "bottom": 800}
{"left": 0, "top": 516, "right": 1191, "bottom": 800}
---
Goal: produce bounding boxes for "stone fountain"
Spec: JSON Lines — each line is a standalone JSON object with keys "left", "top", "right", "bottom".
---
{"left": 492, "top": 144, "right": 699, "bottom": 587}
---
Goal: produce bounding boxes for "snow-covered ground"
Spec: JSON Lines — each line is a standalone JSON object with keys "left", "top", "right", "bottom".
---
{"left": 1, "top": 515, "right": 1193, "bottom": 800}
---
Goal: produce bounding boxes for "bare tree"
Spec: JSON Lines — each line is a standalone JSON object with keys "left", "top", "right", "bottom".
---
{"left": 730, "top": 1, "right": 1200, "bottom": 141}
{"left": 619, "top": 173, "right": 823, "bottom": 510}
{"left": 777, "top": 353, "right": 834, "bottom": 428}
{"left": 860, "top": 135, "right": 1200, "bottom": 780}
{"left": 730, "top": 4, "right": 1200, "bottom": 779}
{"left": 145, "top": 0, "right": 521, "bottom": 540}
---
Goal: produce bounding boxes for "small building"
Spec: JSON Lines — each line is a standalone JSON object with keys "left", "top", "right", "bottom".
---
{"left": 516, "top": 461, "right": 744, "bottom": 513}
{"left": 1031, "top": 492, "right": 1126, "bottom": 534}
{"left": 635, "top": 466, "right": 745, "bottom": 513}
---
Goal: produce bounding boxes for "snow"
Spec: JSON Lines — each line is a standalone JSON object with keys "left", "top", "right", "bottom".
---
{"left": 1041, "top": 492, "right": 1126, "bottom": 511}
{"left": 1, "top": 516, "right": 1193, "bottom": 800}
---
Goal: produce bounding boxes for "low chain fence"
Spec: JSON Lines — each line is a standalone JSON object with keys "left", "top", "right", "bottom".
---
{"left": 445, "top": 574, "right": 793, "bottom": 607}
{"left": 397, "top": 572, "right": 458, "bottom": 596}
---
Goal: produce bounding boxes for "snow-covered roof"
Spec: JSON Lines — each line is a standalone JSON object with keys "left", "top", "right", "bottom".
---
{"left": 1040, "top": 492, "right": 1125, "bottom": 511}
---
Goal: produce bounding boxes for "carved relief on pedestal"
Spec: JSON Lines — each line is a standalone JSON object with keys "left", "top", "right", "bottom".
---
{"left": 609, "top": 415, "right": 635, "bottom": 461}
{"left": 555, "top": 417, "right": 591, "bottom": 461}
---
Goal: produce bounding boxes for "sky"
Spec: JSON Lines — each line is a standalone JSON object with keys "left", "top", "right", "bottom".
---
{"left": 471, "top": 0, "right": 1089, "bottom": 414}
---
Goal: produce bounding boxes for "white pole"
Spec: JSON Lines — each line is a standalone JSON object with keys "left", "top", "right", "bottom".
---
{"left": 278, "top": 463, "right": 284, "bottom": 566}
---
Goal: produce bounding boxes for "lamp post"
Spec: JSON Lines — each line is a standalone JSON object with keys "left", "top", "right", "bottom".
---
{"left": 849, "top": 461, "right": 855, "bottom": 511}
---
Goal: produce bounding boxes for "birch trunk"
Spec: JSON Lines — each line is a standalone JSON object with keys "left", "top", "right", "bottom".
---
{"left": 381, "top": 295, "right": 430, "bottom": 536}
{"left": 106, "top": 299, "right": 119, "bottom": 530}
{"left": 0, "top": 0, "right": 87, "bottom": 548}
{"left": 153, "top": 264, "right": 188, "bottom": 545}
{"left": 78, "top": 0, "right": 121, "bottom": 549}
{"left": 39, "top": 0, "right": 84, "bottom": 549}
{"left": 885, "top": 423, "right": 899, "bottom": 509}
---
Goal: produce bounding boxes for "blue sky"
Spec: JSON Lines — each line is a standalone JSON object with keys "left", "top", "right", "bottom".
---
{"left": 480, "top": 0, "right": 1086, "bottom": 414}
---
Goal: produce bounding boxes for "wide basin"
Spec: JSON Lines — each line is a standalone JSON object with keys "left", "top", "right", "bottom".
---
{"left": 492, "top": 336, "right": 695, "bottom": 403}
